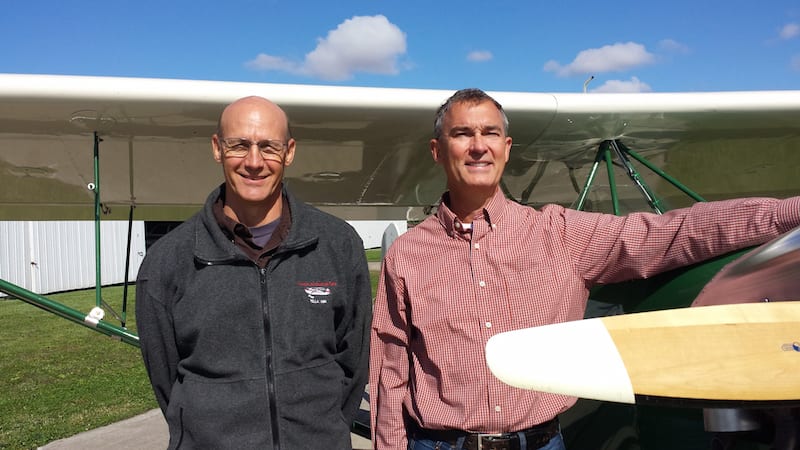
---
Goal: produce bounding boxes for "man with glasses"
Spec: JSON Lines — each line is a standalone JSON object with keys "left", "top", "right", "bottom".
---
{"left": 136, "top": 96, "right": 372, "bottom": 449}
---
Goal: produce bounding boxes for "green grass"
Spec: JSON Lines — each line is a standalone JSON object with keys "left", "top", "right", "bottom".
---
{"left": 0, "top": 268, "right": 381, "bottom": 449}
{"left": 0, "top": 286, "right": 154, "bottom": 449}
{"left": 366, "top": 248, "right": 382, "bottom": 294}
{"left": 370, "top": 271, "right": 380, "bottom": 299}
{"left": 365, "top": 247, "right": 381, "bottom": 262}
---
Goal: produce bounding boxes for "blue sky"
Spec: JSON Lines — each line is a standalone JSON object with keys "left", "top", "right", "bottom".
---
{"left": 2, "top": 0, "right": 798, "bottom": 93}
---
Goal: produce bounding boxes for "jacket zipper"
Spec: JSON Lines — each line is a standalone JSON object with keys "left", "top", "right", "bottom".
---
{"left": 261, "top": 266, "right": 281, "bottom": 450}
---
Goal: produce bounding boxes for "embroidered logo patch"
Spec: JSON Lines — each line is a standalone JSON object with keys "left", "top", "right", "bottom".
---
{"left": 298, "top": 281, "right": 336, "bottom": 304}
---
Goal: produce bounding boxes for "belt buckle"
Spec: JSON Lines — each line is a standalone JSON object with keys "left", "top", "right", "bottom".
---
{"left": 477, "top": 432, "right": 505, "bottom": 450}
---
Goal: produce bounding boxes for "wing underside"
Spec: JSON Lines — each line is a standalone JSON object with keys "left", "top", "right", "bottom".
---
{"left": 2, "top": 74, "right": 799, "bottom": 221}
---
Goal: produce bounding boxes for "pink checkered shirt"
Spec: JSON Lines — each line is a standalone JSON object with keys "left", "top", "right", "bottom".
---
{"left": 370, "top": 188, "right": 800, "bottom": 449}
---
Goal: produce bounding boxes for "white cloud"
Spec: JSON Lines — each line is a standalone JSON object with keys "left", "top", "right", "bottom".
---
{"left": 779, "top": 23, "right": 799, "bottom": 40}
{"left": 590, "top": 77, "right": 652, "bottom": 93}
{"left": 467, "top": 50, "right": 493, "bottom": 62}
{"left": 245, "top": 15, "right": 407, "bottom": 81}
{"left": 543, "top": 42, "right": 655, "bottom": 77}
{"left": 245, "top": 54, "right": 301, "bottom": 73}
{"left": 659, "top": 38, "right": 689, "bottom": 54}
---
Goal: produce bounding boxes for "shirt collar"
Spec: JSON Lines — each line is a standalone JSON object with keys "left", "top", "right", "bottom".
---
{"left": 212, "top": 185, "right": 291, "bottom": 252}
{"left": 436, "top": 188, "right": 507, "bottom": 237}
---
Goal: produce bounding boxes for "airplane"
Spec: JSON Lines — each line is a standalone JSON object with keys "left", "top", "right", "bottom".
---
{"left": 1, "top": 73, "right": 800, "bottom": 449}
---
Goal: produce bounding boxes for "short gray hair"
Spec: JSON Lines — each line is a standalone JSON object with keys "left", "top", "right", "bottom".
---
{"left": 432, "top": 88, "right": 509, "bottom": 139}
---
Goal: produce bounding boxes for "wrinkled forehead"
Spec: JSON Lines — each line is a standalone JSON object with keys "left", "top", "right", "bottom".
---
{"left": 443, "top": 100, "right": 506, "bottom": 129}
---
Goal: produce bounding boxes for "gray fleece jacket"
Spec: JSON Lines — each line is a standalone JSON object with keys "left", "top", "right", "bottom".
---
{"left": 136, "top": 185, "right": 372, "bottom": 449}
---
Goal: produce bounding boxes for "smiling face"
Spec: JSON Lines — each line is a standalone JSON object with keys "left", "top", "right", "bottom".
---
{"left": 211, "top": 96, "right": 295, "bottom": 226}
{"left": 430, "top": 99, "right": 512, "bottom": 202}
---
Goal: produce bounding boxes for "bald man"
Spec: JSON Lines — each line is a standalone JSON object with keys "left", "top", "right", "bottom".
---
{"left": 137, "top": 96, "right": 372, "bottom": 449}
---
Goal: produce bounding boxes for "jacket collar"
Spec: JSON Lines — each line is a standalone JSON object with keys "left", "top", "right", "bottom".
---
{"left": 194, "top": 184, "right": 318, "bottom": 264}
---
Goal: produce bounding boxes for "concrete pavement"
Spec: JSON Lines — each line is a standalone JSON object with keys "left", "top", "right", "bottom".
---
{"left": 39, "top": 409, "right": 168, "bottom": 450}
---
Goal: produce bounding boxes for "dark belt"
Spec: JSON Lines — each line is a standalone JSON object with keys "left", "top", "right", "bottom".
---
{"left": 408, "top": 417, "right": 560, "bottom": 450}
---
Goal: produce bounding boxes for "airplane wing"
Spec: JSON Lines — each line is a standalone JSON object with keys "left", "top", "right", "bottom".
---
{"left": 2, "top": 73, "right": 800, "bottom": 221}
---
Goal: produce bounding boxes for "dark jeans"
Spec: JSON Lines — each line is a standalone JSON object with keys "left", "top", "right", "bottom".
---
{"left": 407, "top": 431, "right": 566, "bottom": 450}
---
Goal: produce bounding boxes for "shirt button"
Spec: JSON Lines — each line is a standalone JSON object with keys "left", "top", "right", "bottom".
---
{"left": 474, "top": 243, "right": 480, "bottom": 249}
{"left": 479, "top": 280, "right": 486, "bottom": 287}
{"left": 495, "top": 405, "right": 501, "bottom": 412}
{"left": 485, "top": 322, "right": 492, "bottom": 328}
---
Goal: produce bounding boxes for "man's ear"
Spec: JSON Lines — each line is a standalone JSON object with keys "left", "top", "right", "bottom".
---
{"left": 430, "top": 138, "right": 441, "bottom": 163}
{"left": 212, "top": 134, "right": 223, "bottom": 163}
{"left": 283, "top": 138, "right": 297, "bottom": 167}
{"left": 503, "top": 136, "right": 512, "bottom": 163}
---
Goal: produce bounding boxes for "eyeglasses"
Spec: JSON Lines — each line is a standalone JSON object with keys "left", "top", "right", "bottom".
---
{"left": 218, "top": 137, "right": 288, "bottom": 160}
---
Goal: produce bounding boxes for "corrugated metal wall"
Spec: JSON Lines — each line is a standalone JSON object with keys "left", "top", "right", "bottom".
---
{"left": 0, "top": 221, "right": 145, "bottom": 295}
{"left": 0, "top": 222, "right": 30, "bottom": 291}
